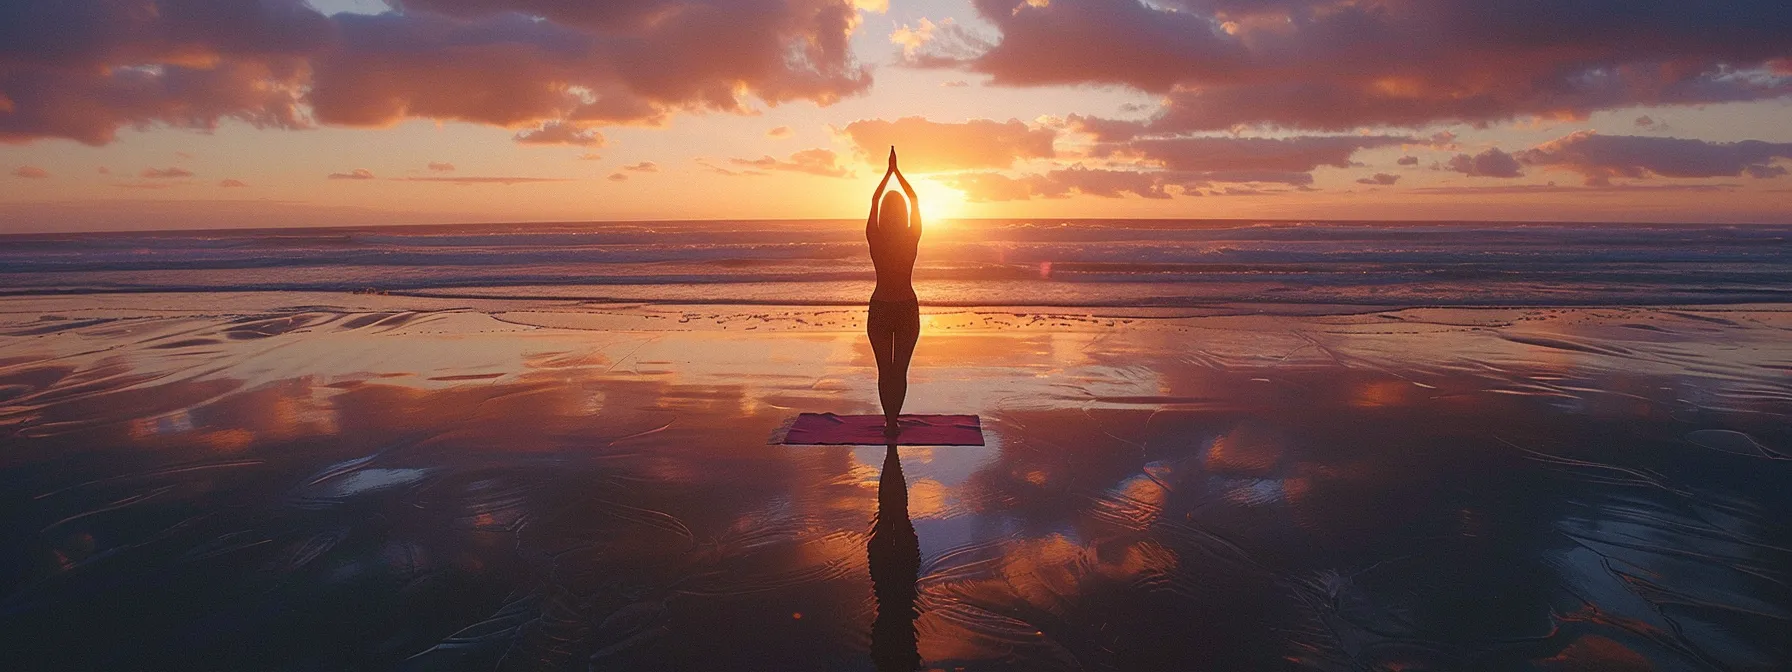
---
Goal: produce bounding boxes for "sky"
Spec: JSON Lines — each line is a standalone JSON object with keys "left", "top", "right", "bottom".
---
{"left": 2, "top": 0, "right": 1791, "bottom": 232}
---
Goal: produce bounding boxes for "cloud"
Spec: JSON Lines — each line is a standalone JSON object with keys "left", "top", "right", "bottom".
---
{"left": 1122, "top": 135, "right": 1410, "bottom": 173}
{"left": 891, "top": 17, "right": 991, "bottom": 66}
{"left": 0, "top": 0, "right": 874, "bottom": 144}
{"left": 514, "top": 121, "right": 604, "bottom": 147}
{"left": 329, "top": 168, "right": 376, "bottom": 180}
{"left": 607, "top": 172, "right": 628, "bottom": 182}
{"left": 397, "top": 176, "right": 573, "bottom": 184}
{"left": 941, "top": 80, "right": 970, "bottom": 88}
{"left": 1517, "top": 131, "right": 1792, "bottom": 185}
{"left": 931, "top": 0, "right": 1792, "bottom": 131}
{"left": 697, "top": 160, "right": 767, "bottom": 176}
{"left": 942, "top": 166, "right": 1168, "bottom": 202}
{"left": 727, "top": 148, "right": 851, "bottom": 177}
{"left": 622, "top": 162, "right": 659, "bottom": 172}
{"left": 428, "top": 162, "right": 455, "bottom": 172}
{"left": 1445, "top": 148, "right": 1524, "bottom": 178}
{"left": 1635, "top": 116, "right": 1657, "bottom": 129}
{"left": 1413, "top": 183, "right": 1739, "bottom": 195}
{"left": 1397, "top": 156, "right": 1420, "bottom": 166}
{"left": 13, "top": 165, "right": 49, "bottom": 179}
{"left": 218, "top": 179, "right": 248, "bottom": 188}
{"left": 1356, "top": 173, "right": 1400, "bottom": 186}
{"left": 841, "top": 116, "right": 1055, "bottom": 171}
{"left": 577, "top": 153, "right": 603, "bottom": 161}
{"left": 767, "top": 126, "right": 793, "bottom": 138}
{"left": 141, "top": 167, "right": 196, "bottom": 179}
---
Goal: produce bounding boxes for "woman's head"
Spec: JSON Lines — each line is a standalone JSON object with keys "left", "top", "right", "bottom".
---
{"left": 878, "top": 191, "right": 909, "bottom": 232}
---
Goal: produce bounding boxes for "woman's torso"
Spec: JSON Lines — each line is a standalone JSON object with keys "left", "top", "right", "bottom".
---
{"left": 868, "top": 232, "right": 919, "bottom": 303}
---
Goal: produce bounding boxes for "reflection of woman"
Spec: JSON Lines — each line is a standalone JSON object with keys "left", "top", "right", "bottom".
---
{"left": 869, "top": 444, "right": 921, "bottom": 671}
{"left": 866, "top": 147, "right": 922, "bottom": 435}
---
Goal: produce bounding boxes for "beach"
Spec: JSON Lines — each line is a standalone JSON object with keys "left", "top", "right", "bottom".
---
{"left": 3, "top": 287, "right": 1788, "bottom": 669}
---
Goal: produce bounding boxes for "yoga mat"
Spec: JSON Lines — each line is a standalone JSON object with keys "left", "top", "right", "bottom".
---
{"left": 779, "top": 413, "right": 984, "bottom": 446}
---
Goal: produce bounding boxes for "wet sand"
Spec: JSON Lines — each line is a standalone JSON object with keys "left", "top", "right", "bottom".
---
{"left": 2, "top": 293, "right": 1789, "bottom": 670}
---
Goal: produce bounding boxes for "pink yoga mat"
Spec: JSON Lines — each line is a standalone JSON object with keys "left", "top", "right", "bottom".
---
{"left": 781, "top": 413, "right": 984, "bottom": 446}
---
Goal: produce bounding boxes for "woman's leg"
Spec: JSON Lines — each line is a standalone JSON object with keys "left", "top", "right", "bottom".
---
{"left": 868, "top": 307, "right": 900, "bottom": 429}
{"left": 889, "top": 304, "right": 921, "bottom": 426}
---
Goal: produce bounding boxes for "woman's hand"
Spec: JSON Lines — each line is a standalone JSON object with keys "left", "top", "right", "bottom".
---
{"left": 888, "top": 146, "right": 898, "bottom": 172}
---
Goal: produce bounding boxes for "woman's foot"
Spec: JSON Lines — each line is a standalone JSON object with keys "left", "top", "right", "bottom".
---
{"left": 883, "top": 417, "right": 901, "bottom": 438}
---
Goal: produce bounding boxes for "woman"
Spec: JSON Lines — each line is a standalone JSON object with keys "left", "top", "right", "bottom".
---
{"left": 866, "top": 147, "right": 921, "bottom": 436}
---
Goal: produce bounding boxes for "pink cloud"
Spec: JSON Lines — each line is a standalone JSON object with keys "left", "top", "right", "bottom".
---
{"left": 428, "top": 162, "right": 456, "bottom": 172}
{"left": 607, "top": 172, "right": 629, "bottom": 182}
{"left": 13, "top": 165, "right": 49, "bottom": 179}
{"left": 623, "top": 162, "right": 659, "bottom": 172}
{"left": 329, "top": 168, "right": 376, "bottom": 180}
{"left": 1356, "top": 173, "right": 1400, "bottom": 186}
{"left": 218, "top": 179, "right": 248, "bottom": 188}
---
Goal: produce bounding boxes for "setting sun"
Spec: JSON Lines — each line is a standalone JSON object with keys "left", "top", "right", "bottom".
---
{"left": 916, "top": 177, "right": 965, "bottom": 224}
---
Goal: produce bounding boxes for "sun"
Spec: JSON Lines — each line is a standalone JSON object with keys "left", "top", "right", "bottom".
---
{"left": 917, "top": 177, "right": 966, "bottom": 225}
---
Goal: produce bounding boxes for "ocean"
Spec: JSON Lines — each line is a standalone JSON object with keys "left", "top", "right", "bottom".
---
{"left": 4, "top": 219, "right": 1790, "bottom": 307}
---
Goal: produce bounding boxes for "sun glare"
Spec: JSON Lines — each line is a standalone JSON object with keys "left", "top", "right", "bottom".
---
{"left": 918, "top": 178, "right": 965, "bottom": 225}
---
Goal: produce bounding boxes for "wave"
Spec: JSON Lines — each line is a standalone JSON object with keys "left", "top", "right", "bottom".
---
{"left": 3, "top": 220, "right": 1789, "bottom": 307}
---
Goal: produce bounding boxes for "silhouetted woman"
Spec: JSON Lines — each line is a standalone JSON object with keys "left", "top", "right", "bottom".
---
{"left": 866, "top": 147, "right": 922, "bottom": 435}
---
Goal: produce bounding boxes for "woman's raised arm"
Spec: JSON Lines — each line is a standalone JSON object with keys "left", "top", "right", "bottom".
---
{"left": 867, "top": 147, "right": 896, "bottom": 235}
{"left": 892, "top": 167, "right": 920, "bottom": 240}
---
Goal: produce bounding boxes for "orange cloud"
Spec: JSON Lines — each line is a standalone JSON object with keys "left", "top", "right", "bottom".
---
{"left": 726, "top": 149, "right": 851, "bottom": 177}
{"left": 329, "top": 169, "right": 376, "bottom": 180}
{"left": 13, "top": 165, "right": 49, "bottom": 179}
{"left": 842, "top": 116, "right": 1055, "bottom": 172}
{"left": 141, "top": 167, "right": 196, "bottom": 179}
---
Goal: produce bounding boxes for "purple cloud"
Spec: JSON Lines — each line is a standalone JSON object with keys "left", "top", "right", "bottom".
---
{"left": 1519, "top": 131, "right": 1792, "bottom": 185}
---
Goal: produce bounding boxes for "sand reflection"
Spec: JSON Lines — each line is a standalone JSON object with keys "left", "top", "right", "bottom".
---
{"left": 2, "top": 302, "right": 1788, "bottom": 669}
